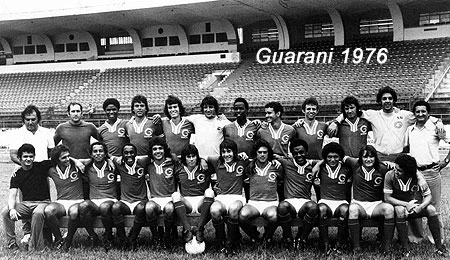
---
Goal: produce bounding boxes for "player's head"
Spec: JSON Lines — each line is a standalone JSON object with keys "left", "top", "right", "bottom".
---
{"left": 252, "top": 139, "right": 273, "bottom": 163}
{"left": 289, "top": 138, "right": 309, "bottom": 165}
{"left": 376, "top": 87, "right": 397, "bottom": 113}
{"left": 181, "top": 144, "right": 200, "bottom": 167}
{"left": 18, "top": 143, "right": 35, "bottom": 168}
{"left": 412, "top": 100, "right": 430, "bottom": 124}
{"left": 219, "top": 138, "right": 238, "bottom": 163}
{"left": 121, "top": 143, "right": 137, "bottom": 166}
{"left": 357, "top": 145, "right": 380, "bottom": 170}
{"left": 302, "top": 97, "right": 319, "bottom": 120}
{"left": 265, "top": 101, "right": 283, "bottom": 123}
{"left": 21, "top": 105, "right": 41, "bottom": 132}
{"left": 89, "top": 141, "right": 108, "bottom": 162}
{"left": 67, "top": 102, "right": 83, "bottom": 124}
{"left": 164, "top": 95, "right": 186, "bottom": 119}
{"left": 394, "top": 154, "right": 417, "bottom": 181}
{"left": 341, "top": 96, "right": 362, "bottom": 119}
{"left": 103, "top": 98, "right": 120, "bottom": 121}
{"left": 322, "top": 142, "right": 344, "bottom": 167}
{"left": 51, "top": 144, "right": 71, "bottom": 167}
{"left": 233, "top": 97, "right": 249, "bottom": 120}
{"left": 148, "top": 137, "right": 171, "bottom": 161}
{"left": 201, "top": 95, "right": 219, "bottom": 119}
{"left": 131, "top": 95, "right": 149, "bottom": 117}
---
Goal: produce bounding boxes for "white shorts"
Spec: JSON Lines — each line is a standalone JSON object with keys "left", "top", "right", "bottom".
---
{"left": 184, "top": 196, "right": 204, "bottom": 215}
{"left": 92, "top": 198, "right": 117, "bottom": 207}
{"left": 318, "top": 199, "right": 348, "bottom": 213}
{"left": 121, "top": 200, "right": 142, "bottom": 213}
{"left": 284, "top": 198, "right": 312, "bottom": 212}
{"left": 351, "top": 200, "right": 383, "bottom": 218}
{"left": 55, "top": 199, "right": 84, "bottom": 215}
{"left": 247, "top": 200, "right": 278, "bottom": 214}
{"left": 150, "top": 197, "right": 172, "bottom": 208}
{"left": 215, "top": 194, "right": 246, "bottom": 211}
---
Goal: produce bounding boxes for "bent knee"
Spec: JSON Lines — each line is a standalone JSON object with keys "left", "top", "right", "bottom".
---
{"left": 171, "top": 192, "right": 182, "bottom": 202}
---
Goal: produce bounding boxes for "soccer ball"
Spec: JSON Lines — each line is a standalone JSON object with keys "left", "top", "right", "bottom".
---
{"left": 185, "top": 236, "right": 205, "bottom": 254}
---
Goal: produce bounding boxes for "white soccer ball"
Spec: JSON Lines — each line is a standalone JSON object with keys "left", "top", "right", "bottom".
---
{"left": 185, "top": 236, "right": 205, "bottom": 254}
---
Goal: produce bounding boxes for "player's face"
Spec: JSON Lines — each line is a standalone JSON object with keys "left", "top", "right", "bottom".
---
{"left": 265, "top": 107, "right": 279, "bottom": 124}
{"left": 105, "top": 104, "right": 118, "bottom": 121}
{"left": 381, "top": 93, "right": 394, "bottom": 113}
{"left": 122, "top": 146, "right": 136, "bottom": 166}
{"left": 414, "top": 105, "right": 429, "bottom": 123}
{"left": 256, "top": 146, "right": 269, "bottom": 164}
{"left": 361, "top": 151, "right": 375, "bottom": 168}
{"left": 292, "top": 145, "right": 307, "bottom": 165}
{"left": 326, "top": 152, "right": 340, "bottom": 167}
{"left": 233, "top": 102, "right": 247, "bottom": 120}
{"left": 58, "top": 151, "right": 71, "bottom": 168}
{"left": 185, "top": 154, "right": 198, "bottom": 167}
{"left": 24, "top": 111, "right": 39, "bottom": 133}
{"left": 303, "top": 104, "right": 318, "bottom": 121}
{"left": 91, "top": 144, "right": 106, "bottom": 162}
{"left": 344, "top": 104, "right": 357, "bottom": 119}
{"left": 167, "top": 103, "right": 180, "bottom": 119}
{"left": 133, "top": 102, "right": 147, "bottom": 118}
{"left": 19, "top": 152, "right": 35, "bottom": 168}
{"left": 68, "top": 104, "right": 82, "bottom": 123}
{"left": 393, "top": 164, "right": 405, "bottom": 179}
{"left": 203, "top": 104, "right": 216, "bottom": 119}
{"left": 151, "top": 145, "right": 165, "bottom": 161}
{"left": 221, "top": 148, "right": 234, "bottom": 163}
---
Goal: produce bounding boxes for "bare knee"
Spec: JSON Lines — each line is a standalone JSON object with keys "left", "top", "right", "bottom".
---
{"left": 204, "top": 188, "right": 215, "bottom": 198}
{"left": 348, "top": 203, "right": 360, "bottom": 219}
{"left": 171, "top": 192, "right": 182, "bottom": 202}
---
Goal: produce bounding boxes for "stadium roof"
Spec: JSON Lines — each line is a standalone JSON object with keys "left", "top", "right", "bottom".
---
{"left": 0, "top": 0, "right": 444, "bottom": 38}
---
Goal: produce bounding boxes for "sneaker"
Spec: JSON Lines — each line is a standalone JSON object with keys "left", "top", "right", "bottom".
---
{"left": 54, "top": 238, "right": 65, "bottom": 250}
{"left": 436, "top": 245, "right": 448, "bottom": 257}
{"left": 20, "top": 234, "right": 31, "bottom": 244}
{"left": 7, "top": 241, "right": 19, "bottom": 251}
{"left": 182, "top": 230, "right": 193, "bottom": 243}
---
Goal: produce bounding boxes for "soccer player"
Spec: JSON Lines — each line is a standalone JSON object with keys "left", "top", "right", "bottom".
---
{"left": 54, "top": 102, "right": 100, "bottom": 159}
{"left": 161, "top": 95, "right": 195, "bottom": 157}
{"left": 1, "top": 144, "right": 57, "bottom": 251}
{"left": 239, "top": 139, "right": 284, "bottom": 246}
{"left": 208, "top": 139, "right": 249, "bottom": 255}
{"left": 344, "top": 145, "right": 395, "bottom": 253}
{"left": 315, "top": 142, "right": 352, "bottom": 254}
{"left": 277, "top": 138, "right": 319, "bottom": 250}
{"left": 98, "top": 98, "right": 129, "bottom": 157}
{"left": 144, "top": 137, "right": 177, "bottom": 249}
{"left": 78, "top": 142, "right": 117, "bottom": 249}
{"left": 126, "top": 94, "right": 164, "bottom": 156}
{"left": 384, "top": 154, "right": 447, "bottom": 257}
{"left": 171, "top": 144, "right": 214, "bottom": 244}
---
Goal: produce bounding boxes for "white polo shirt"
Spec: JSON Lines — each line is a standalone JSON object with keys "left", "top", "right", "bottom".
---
{"left": 10, "top": 125, "right": 55, "bottom": 162}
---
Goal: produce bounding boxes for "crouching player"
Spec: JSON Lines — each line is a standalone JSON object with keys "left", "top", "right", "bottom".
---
{"left": 277, "top": 138, "right": 319, "bottom": 250}
{"left": 239, "top": 139, "right": 284, "bottom": 246}
{"left": 384, "top": 154, "right": 447, "bottom": 257}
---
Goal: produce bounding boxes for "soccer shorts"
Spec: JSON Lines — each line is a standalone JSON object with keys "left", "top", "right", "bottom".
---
{"left": 215, "top": 194, "right": 246, "bottom": 211}
{"left": 92, "top": 198, "right": 117, "bottom": 207}
{"left": 318, "top": 199, "right": 348, "bottom": 213}
{"left": 55, "top": 199, "right": 84, "bottom": 215}
{"left": 184, "top": 196, "right": 204, "bottom": 214}
{"left": 352, "top": 200, "right": 382, "bottom": 218}
{"left": 284, "top": 198, "right": 312, "bottom": 212}
{"left": 150, "top": 197, "right": 172, "bottom": 208}
{"left": 247, "top": 200, "right": 278, "bottom": 214}
{"left": 121, "top": 200, "right": 142, "bottom": 213}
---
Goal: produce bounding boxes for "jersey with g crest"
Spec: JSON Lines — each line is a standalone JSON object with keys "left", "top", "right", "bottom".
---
{"left": 256, "top": 123, "right": 295, "bottom": 157}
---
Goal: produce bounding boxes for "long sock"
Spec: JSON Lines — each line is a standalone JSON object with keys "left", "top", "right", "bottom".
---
{"left": 81, "top": 213, "right": 97, "bottom": 238}
{"left": 319, "top": 221, "right": 329, "bottom": 246}
{"left": 65, "top": 219, "right": 79, "bottom": 248}
{"left": 428, "top": 215, "right": 443, "bottom": 249}
{"left": 226, "top": 218, "right": 240, "bottom": 245}
{"left": 264, "top": 223, "right": 277, "bottom": 240}
{"left": 213, "top": 219, "right": 226, "bottom": 243}
{"left": 198, "top": 197, "right": 214, "bottom": 229}
{"left": 173, "top": 201, "right": 190, "bottom": 231}
{"left": 348, "top": 219, "right": 360, "bottom": 249}
{"left": 115, "top": 222, "right": 126, "bottom": 239}
{"left": 240, "top": 224, "right": 259, "bottom": 240}
{"left": 382, "top": 218, "right": 395, "bottom": 252}
{"left": 101, "top": 216, "right": 114, "bottom": 240}
{"left": 128, "top": 222, "right": 144, "bottom": 241}
{"left": 278, "top": 212, "right": 293, "bottom": 239}
{"left": 301, "top": 213, "right": 317, "bottom": 241}
{"left": 337, "top": 217, "right": 348, "bottom": 244}
{"left": 396, "top": 218, "right": 408, "bottom": 248}
{"left": 45, "top": 215, "right": 62, "bottom": 241}
{"left": 164, "top": 219, "right": 174, "bottom": 240}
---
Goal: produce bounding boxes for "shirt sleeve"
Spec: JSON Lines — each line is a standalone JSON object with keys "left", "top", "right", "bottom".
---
{"left": 383, "top": 171, "right": 394, "bottom": 194}
{"left": 10, "top": 175, "right": 19, "bottom": 189}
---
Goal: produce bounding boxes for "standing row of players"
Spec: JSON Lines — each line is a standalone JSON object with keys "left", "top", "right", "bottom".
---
{"left": 3, "top": 87, "right": 448, "bottom": 257}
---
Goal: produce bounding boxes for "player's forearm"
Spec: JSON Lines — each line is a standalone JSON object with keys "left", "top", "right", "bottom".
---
{"left": 7, "top": 189, "right": 18, "bottom": 210}
{"left": 384, "top": 194, "right": 408, "bottom": 207}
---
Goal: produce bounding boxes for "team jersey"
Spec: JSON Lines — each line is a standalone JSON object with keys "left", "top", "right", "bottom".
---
{"left": 246, "top": 161, "right": 284, "bottom": 201}
{"left": 146, "top": 158, "right": 177, "bottom": 198}
{"left": 383, "top": 170, "right": 431, "bottom": 202}
{"left": 256, "top": 122, "right": 296, "bottom": 157}
{"left": 98, "top": 119, "right": 129, "bottom": 156}
{"left": 280, "top": 158, "right": 315, "bottom": 200}
{"left": 345, "top": 158, "right": 387, "bottom": 202}
{"left": 112, "top": 157, "right": 148, "bottom": 203}
{"left": 162, "top": 118, "right": 195, "bottom": 156}
{"left": 126, "top": 117, "right": 164, "bottom": 156}
{"left": 47, "top": 163, "right": 84, "bottom": 200}
{"left": 338, "top": 117, "right": 371, "bottom": 158}
{"left": 318, "top": 162, "right": 352, "bottom": 201}
{"left": 54, "top": 121, "right": 99, "bottom": 159}
{"left": 175, "top": 165, "right": 211, "bottom": 197}
{"left": 223, "top": 120, "right": 259, "bottom": 155}
{"left": 84, "top": 161, "right": 117, "bottom": 200}
{"left": 294, "top": 120, "right": 328, "bottom": 159}
{"left": 209, "top": 156, "right": 248, "bottom": 195}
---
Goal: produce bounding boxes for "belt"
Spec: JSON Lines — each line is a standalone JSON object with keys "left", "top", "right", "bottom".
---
{"left": 417, "top": 163, "right": 437, "bottom": 171}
